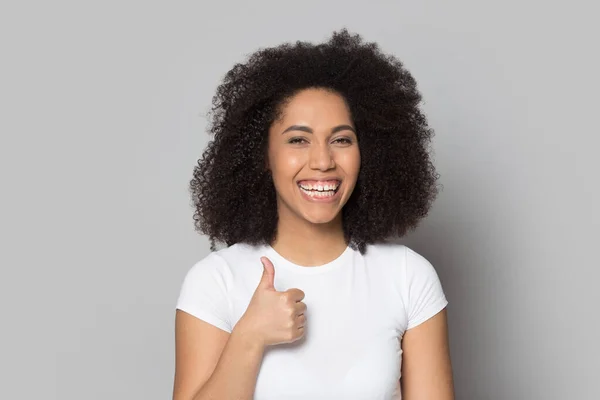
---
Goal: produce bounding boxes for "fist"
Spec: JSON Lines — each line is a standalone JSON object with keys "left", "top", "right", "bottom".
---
{"left": 238, "top": 256, "right": 307, "bottom": 347}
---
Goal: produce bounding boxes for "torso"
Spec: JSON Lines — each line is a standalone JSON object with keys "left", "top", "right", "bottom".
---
{"left": 216, "top": 242, "right": 409, "bottom": 399}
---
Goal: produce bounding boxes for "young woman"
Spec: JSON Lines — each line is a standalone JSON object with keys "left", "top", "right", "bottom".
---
{"left": 173, "top": 28, "right": 454, "bottom": 400}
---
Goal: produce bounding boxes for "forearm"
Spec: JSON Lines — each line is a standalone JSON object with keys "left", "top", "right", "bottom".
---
{"left": 193, "top": 323, "right": 265, "bottom": 400}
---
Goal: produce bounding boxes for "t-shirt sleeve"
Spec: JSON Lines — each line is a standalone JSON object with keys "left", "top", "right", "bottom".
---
{"left": 176, "top": 253, "right": 233, "bottom": 333}
{"left": 405, "top": 247, "right": 448, "bottom": 330}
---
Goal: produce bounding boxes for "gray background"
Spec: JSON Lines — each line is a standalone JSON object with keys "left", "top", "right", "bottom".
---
{"left": 1, "top": 0, "right": 598, "bottom": 399}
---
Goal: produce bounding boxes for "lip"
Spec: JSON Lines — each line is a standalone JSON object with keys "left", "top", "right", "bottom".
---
{"left": 296, "top": 177, "right": 342, "bottom": 184}
{"left": 296, "top": 182, "right": 342, "bottom": 203}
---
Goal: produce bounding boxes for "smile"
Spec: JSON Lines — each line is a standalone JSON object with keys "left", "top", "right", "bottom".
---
{"left": 297, "top": 180, "right": 341, "bottom": 199}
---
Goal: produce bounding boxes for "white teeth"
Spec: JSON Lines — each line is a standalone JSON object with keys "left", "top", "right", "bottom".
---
{"left": 300, "top": 187, "right": 335, "bottom": 197}
{"left": 299, "top": 181, "right": 340, "bottom": 191}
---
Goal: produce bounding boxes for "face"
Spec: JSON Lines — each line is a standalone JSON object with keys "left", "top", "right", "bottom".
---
{"left": 266, "top": 88, "right": 361, "bottom": 226}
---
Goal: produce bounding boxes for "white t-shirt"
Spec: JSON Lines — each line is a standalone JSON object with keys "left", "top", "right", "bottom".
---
{"left": 176, "top": 242, "right": 447, "bottom": 400}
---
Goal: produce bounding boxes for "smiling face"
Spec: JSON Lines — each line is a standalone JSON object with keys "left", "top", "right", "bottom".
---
{"left": 266, "top": 88, "right": 361, "bottom": 226}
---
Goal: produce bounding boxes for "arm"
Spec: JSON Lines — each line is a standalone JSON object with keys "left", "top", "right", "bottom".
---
{"left": 400, "top": 308, "right": 454, "bottom": 400}
{"left": 173, "top": 310, "right": 265, "bottom": 400}
{"left": 173, "top": 256, "right": 305, "bottom": 399}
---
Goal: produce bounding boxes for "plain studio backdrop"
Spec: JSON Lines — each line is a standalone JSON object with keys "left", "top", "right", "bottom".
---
{"left": 1, "top": 1, "right": 598, "bottom": 399}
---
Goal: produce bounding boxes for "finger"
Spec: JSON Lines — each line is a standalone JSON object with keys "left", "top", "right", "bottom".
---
{"left": 285, "top": 288, "right": 305, "bottom": 302}
{"left": 295, "top": 302, "right": 307, "bottom": 315}
{"left": 259, "top": 257, "right": 275, "bottom": 289}
{"left": 296, "top": 314, "right": 306, "bottom": 327}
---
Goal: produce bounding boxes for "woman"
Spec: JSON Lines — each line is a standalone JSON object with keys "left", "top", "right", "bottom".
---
{"left": 174, "top": 28, "right": 454, "bottom": 400}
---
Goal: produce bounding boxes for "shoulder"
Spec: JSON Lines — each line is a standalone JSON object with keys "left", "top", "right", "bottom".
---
{"left": 212, "top": 242, "right": 265, "bottom": 266}
{"left": 363, "top": 242, "right": 442, "bottom": 298}
{"left": 363, "top": 241, "right": 406, "bottom": 258}
{"left": 362, "top": 241, "right": 428, "bottom": 270}
{"left": 365, "top": 243, "right": 447, "bottom": 330}
{"left": 183, "top": 242, "right": 266, "bottom": 282}
{"left": 177, "top": 242, "right": 265, "bottom": 301}
{"left": 364, "top": 242, "right": 435, "bottom": 268}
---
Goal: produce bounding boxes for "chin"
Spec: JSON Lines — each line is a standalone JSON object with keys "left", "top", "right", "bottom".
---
{"left": 300, "top": 210, "right": 341, "bottom": 225}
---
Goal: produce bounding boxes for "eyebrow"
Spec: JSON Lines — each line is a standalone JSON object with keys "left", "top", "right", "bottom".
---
{"left": 281, "top": 124, "right": 356, "bottom": 135}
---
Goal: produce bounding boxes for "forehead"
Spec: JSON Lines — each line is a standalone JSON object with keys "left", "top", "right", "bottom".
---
{"left": 274, "top": 88, "right": 353, "bottom": 125}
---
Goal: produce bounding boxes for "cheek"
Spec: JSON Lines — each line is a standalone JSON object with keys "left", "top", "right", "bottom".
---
{"left": 271, "top": 150, "right": 304, "bottom": 175}
{"left": 336, "top": 149, "right": 361, "bottom": 179}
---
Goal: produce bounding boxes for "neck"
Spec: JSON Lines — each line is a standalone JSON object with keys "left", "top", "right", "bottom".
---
{"left": 271, "top": 211, "right": 348, "bottom": 267}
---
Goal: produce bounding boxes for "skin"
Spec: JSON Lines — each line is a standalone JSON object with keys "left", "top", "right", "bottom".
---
{"left": 267, "top": 87, "right": 360, "bottom": 266}
{"left": 401, "top": 309, "right": 455, "bottom": 399}
{"left": 173, "top": 88, "right": 454, "bottom": 400}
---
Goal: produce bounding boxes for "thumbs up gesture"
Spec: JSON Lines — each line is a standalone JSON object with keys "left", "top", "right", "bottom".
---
{"left": 237, "top": 257, "right": 307, "bottom": 347}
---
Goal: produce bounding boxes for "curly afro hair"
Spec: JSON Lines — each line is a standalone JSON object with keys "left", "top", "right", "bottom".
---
{"left": 190, "top": 28, "right": 440, "bottom": 254}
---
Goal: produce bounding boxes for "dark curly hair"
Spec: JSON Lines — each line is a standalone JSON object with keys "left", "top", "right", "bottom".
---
{"left": 190, "top": 28, "right": 440, "bottom": 254}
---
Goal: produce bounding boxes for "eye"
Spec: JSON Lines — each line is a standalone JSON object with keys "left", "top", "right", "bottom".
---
{"left": 288, "top": 137, "right": 308, "bottom": 144}
{"left": 333, "top": 137, "right": 353, "bottom": 145}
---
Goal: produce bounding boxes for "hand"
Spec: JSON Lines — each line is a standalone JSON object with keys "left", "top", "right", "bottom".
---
{"left": 237, "top": 257, "right": 307, "bottom": 347}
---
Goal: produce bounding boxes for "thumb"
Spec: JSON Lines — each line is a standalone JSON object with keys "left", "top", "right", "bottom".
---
{"left": 259, "top": 257, "right": 275, "bottom": 290}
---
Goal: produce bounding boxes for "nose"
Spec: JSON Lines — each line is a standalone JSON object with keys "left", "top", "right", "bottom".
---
{"left": 308, "top": 142, "right": 335, "bottom": 171}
